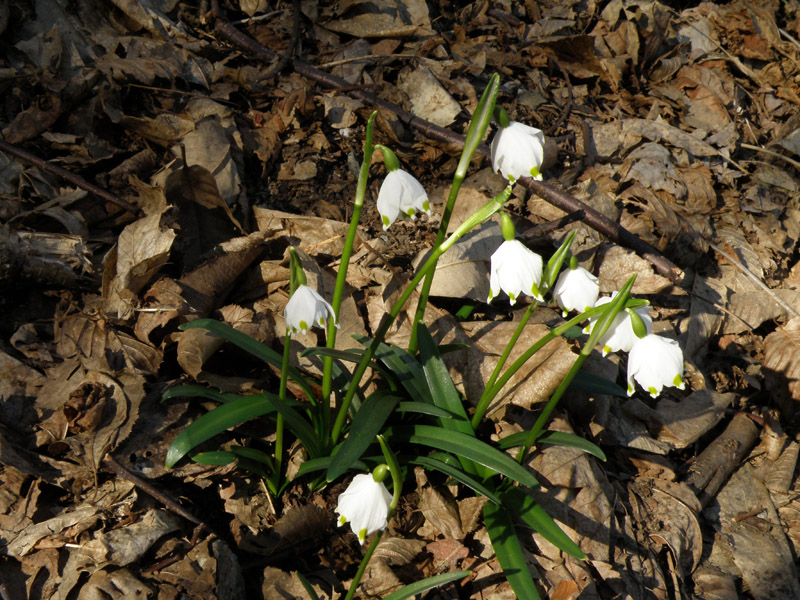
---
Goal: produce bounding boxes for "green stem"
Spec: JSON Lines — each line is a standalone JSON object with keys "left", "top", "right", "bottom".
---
{"left": 344, "top": 529, "right": 384, "bottom": 600}
{"left": 321, "top": 112, "right": 377, "bottom": 446}
{"left": 407, "top": 73, "right": 501, "bottom": 354}
{"left": 515, "top": 275, "right": 637, "bottom": 462}
{"left": 471, "top": 301, "right": 537, "bottom": 428}
{"left": 274, "top": 331, "right": 291, "bottom": 490}
{"left": 516, "top": 353, "right": 587, "bottom": 462}
{"left": 331, "top": 186, "right": 513, "bottom": 445}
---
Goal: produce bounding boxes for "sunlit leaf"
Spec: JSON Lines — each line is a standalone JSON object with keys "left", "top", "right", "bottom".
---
{"left": 327, "top": 390, "right": 401, "bottom": 481}
{"left": 483, "top": 502, "right": 542, "bottom": 600}
{"left": 500, "top": 487, "right": 586, "bottom": 559}
{"left": 382, "top": 570, "right": 471, "bottom": 600}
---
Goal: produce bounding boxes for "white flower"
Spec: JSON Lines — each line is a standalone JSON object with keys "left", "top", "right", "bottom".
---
{"left": 284, "top": 285, "right": 337, "bottom": 336}
{"left": 552, "top": 267, "right": 600, "bottom": 316}
{"left": 488, "top": 240, "right": 544, "bottom": 305}
{"left": 336, "top": 473, "right": 392, "bottom": 544}
{"left": 376, "top": 169, "right": 430, "bottom": 230}
{"left": 627, "top": 334, "right": 685, "bottom": 398}
{"left": 586, "top": 296, "right": 652, "bottom": 356}
{"left": 490, "top": 121, "right": 545, "bottom": 182}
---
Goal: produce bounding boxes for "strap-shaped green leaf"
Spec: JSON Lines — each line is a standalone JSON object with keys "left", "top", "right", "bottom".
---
{"left": 483, "top": 502, "right": 542, "bottom": 600}
{"left": 498, "top": 430, "right": 606, "bottom": 461}
{"left": 262, "top": 391, "right": 323, "bottom": 458}
{"left": 400, "top": 425, "right": 538, "bottom": 488}
{"left": 382, "top": 570, "right": 471, "bottom": 600}
{"left": 180, "top": 319, "right": 315, "bottom": 401}
{"left": 396, "top": 402, "right": 453, "bottom": 418}
{"left": 355, "top": 334, "right": 432, "bottom": 404}
{"left": 295, "top": 456, "right": 369, "bottom": 478}
{"left": 191, "top": 450, "right": 236, "bottom": 465}
{"left": 569, "top": 370, "right": 627, "bottom": 397}
{"left": 162, "top": 384, "right": 239, "bottom": 403}
{"left": 416, "top": 324, "right": 473, "bottom": 435}
{"left": 411, "top": 456, "right": 501, "bottom": 504}
{"left": 165, "top": 394, "right": 275, "bottom": 467}
{"left": 500, "top": 487, "right": 586, "bottom": 559}
{"left": 327, "top": 390, "right": 400, "bottom": 481}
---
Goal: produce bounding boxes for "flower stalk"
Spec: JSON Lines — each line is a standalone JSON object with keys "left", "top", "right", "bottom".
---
{"left": 407, "top": 73, "right": 500, "bottom": 353}
{"left": 321, "top": 112, "right": 377, "bottom": 444}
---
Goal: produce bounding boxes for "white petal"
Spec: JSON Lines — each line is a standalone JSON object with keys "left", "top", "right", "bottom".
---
{"left": 488, "top": 240, "right": 543, "bottom": 305}
{"left": 335, "top": 474, "right": 392, "bottom": 544}
{"left": 491, "top": 122, "right": 545, "bottom": 181}
{"left": 627, "top": 334, "right": 684, "bottom": 397}
{"left": 553, "top": 267, "right": 600, "bottom": 314}
{"left": 284, "top": 285, "right": 337, "bottom": 336}
{"left": 376, "top": 169, "right": 429, "bottom": 229}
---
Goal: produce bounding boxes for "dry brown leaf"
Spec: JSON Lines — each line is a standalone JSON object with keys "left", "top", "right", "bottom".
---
{"left": 323, "top": 0, "right": 432, "bottom": 38}
{"left": 55, "top": 312, "right": 163, "bottom": 375}
{"left": 102, "top": 211, "right": 176, "bottom": 320}
{"left": 135, "top": 231, "right": 266, "bottom": 343}
{"left": 629, "top": 478, "right": 703, "bottom": 576}
{"left": 165, "top": 163, "right": 243, "bottom": 233}
{"left": 397, "top": 64, "right": 462, "bottom": 127}
{"left": 764, "top": 316, "right": 800, "bottom": 412}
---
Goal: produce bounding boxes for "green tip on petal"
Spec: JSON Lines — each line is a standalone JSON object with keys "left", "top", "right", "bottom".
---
{"left": 405, "top": 207, "right": 416, "bottom": 217}
{"left": 648, "top": 386, "right": 658, "bottom": 398}
{"left": 338, "top": 516, "right": 347, "bottom": 526}
{"left": 530, "top": 282, "right": 541, "bottom": 298}
{"left": 382, "top": 215, "right": 390, "bottom": 227}
{"left": 627, "top": 383, "right": 634, "bottom": 395}
{"left": 358, "top": 528, "right": 367, "bottom": 542}
{"left": 530, "top": 165, "right": 541, "bottom": 178}
{"left": 602, "top": 345, "right": 611, "bottom": 357}
{"left": 673, "top": 374, "right": 683, "bottom": 387}
{"left": 299, "top": 320, "right": 308, "bottom": 333}
{"left": 422, "top": 200, "right": 430, "bottom": 212}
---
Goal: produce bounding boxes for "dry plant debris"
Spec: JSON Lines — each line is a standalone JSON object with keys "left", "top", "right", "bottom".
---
{"left": 3, "top": 0, "right": 800, "bottom": 598}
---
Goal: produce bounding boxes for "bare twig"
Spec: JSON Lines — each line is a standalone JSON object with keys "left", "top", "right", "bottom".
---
{"left": 0, "top": 139, "right": 141, "bottom": 216}
{"left": 103, "top": 455, "right": 211, "bottom": 533}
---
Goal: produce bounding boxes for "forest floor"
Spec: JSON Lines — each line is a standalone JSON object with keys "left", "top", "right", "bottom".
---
{"left": 3, "top": 0, "right": 800, "bottom": 598}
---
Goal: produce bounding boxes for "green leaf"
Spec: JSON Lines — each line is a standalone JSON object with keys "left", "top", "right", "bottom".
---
{"left": 411, "top": 456, "right": 501, "bottom": 504}
{"left": 355, "top": 334, "right": 432, "bottom": 405}
{"left": 180, "top": 319, "right": 315, "bottom": 401}
{"left": 569, "top": 370, "right": 627, "bottom": 397}
{"left": 500, "top": 487, "right": 586, "bottom": 559}
{"left": 230, "top": 446, "right": 275, "bottom": 469}
{"left": 327, "top": 390, "right": 400, "bottom": 481}
{"left": 497, "top": 430, "right": 606, "bottom": 461}
{"left": 295, "top": 456, "right": 369, "bottom": 478}
{"left": 191, "top": 450, "right": 236, "bottom": 465}
{"left": 263, "top": 391, "right": 324, "bottom": 458}
{"left": 294, "top": 572, "right": 321, "bottom": 600}
{"left": 396, "top": 402, "right": 453, "bottom": 418}
{"left": 537, "top": 431, "right": 606, "bottom": 461}
{"left": 165, "top": 395, "right": 276, "bottom": 468}
{"left": 162, "top": 384, "right": 240, "bottom": 403}
{"left": 416, "top": 324, "right": 472, "bottom": 434}
{"left": 382, "top": 571, "right": 471, "bottom": 600}
{"left": 398, "top": 425, "right": 538, "bottom": 488}
{"left": 483, "top": 502, "right": 541, "bottom": 600}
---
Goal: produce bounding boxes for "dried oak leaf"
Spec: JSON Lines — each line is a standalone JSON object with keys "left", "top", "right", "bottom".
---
{"left": 763, "top": 316, "right": 800, "bottom": 411}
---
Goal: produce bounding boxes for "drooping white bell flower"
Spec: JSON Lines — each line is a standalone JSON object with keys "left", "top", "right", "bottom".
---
{"left": 336, "top": 473, "right": 392, "bottom": 544}
{"left": 586, "top": 295, "right": 652, "bottom": 356}
{"left": 376, "top": 169, "right": 430, "bottom": 230}
{"left": 284, "top": 285, "right": 338, "bottom": 336}
{"left": 488, "top": 240, "right": 544, "bottom": 305}
{"left": 552, "top": 266, "right": 600, "bottom": 316}
{"left": 627, "top": 334, "right": 685, "bottom": 398}
{"left": 491, "top": 121, "right": 545, "bottom": 182}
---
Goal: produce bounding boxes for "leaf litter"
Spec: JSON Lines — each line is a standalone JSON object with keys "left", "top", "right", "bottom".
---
{"left": 4, "top": 0, "right": 800, "bottom": 598}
